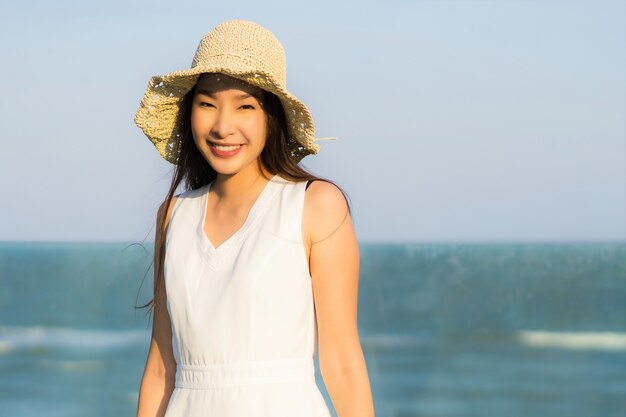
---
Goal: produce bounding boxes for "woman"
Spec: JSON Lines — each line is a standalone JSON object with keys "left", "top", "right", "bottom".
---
{"left": 134, "top": 20, "right": 375, "bottom": 417}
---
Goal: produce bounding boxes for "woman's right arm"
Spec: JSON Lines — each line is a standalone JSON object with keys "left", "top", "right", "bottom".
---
{"left": 136, "top": 197, "right": 178, "bottom": 417}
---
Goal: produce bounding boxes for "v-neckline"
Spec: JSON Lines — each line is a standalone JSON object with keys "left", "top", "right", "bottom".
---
{"left": 197, "top": 173, "right": 279, "bottom": 258}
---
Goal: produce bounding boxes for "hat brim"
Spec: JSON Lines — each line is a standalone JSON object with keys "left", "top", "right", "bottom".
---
{"left": 134, "top": 62, "right": 320, "bottom": 164}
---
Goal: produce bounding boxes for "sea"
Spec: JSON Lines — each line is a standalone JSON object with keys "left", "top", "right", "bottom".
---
{"left": 0, "top": 241, "right": 624, "bottom": 417}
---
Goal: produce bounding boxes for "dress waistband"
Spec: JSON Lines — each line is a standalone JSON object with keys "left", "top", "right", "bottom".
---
{"left": 175, "top": 357, "right": 316, "bottom": 389}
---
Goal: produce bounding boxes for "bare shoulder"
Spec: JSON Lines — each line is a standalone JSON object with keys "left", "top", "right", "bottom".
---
{"left": 302, "top": 180, "right": 351, "bottom": 248}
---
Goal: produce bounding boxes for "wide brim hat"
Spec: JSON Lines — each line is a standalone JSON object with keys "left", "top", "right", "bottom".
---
{"left": 134, "top": 19, "right": 335, "bottom": 164}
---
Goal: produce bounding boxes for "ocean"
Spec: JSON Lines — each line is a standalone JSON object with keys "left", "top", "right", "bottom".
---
{"left": 0, "top": 242, "right": 624, "bottom": 417}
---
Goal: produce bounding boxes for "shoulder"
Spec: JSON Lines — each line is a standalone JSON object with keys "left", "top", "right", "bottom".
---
{"left": 302, "top": 179, "right": 351, "bottom": 244}
{"left": 304, "top": 180, "right": 347, "bottom": 212}
{"left": 157, "top": 185, "right": 208, "bottom": 228}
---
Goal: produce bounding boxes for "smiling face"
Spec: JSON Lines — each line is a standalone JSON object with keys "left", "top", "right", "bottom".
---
{"left": 191, "top": 73, "right": 269, "bottom": 176}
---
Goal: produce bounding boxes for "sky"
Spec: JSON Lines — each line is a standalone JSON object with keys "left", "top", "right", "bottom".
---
{"left": 0, "top": 0, "right": 624, "bottom": 243}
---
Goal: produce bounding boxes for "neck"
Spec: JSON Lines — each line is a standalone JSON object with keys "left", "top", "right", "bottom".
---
{"left": 212, "top": 167, "right": 272, "bottom": 203}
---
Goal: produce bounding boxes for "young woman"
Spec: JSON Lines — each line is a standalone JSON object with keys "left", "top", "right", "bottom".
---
{"left": 134, "top": 20, "right": 375, "bottom": 417}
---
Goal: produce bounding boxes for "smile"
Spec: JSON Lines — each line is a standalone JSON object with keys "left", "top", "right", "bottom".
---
{"left": 208, "top": 142, "right": 245, "bottom": 157}
{"left": 211, "top": 144, "right": 243, "bottom": 151}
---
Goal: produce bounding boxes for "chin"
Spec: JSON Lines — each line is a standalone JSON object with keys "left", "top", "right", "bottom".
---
{"left": 209, "top": 162, "right": 243, "bottom": 175}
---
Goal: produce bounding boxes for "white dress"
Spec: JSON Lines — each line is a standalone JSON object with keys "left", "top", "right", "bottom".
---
{"left": 162, "top": 173, "right": 333, "bottom": 416}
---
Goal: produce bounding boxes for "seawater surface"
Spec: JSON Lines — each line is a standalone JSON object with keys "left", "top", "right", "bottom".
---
{"left": 0, "top": 241, "right": 624, "bottom": 417}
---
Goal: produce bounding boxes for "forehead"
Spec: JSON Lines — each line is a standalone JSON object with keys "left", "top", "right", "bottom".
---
{"left": 195, "top": 73, "right": 264, "bottom": 95}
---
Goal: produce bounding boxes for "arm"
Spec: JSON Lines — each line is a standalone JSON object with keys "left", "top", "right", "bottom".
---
{"left": 136, "top": 197, "right": 179, "bottom": 417}
{"left": 303, "top": 181, "right": 375, "bottom": 417}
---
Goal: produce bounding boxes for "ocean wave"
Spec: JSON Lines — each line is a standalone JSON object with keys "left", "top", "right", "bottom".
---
{"left": 517, "top": 330, "right": 626, "bottom": 351}
{"left": 0, "top": 325, "right": 150, "bottom": 354}
{"left": 39, "top": 358, "right": 106, "bottom": 371}
{"left": 361, "top": 333, "right": 432, "bottom": 349}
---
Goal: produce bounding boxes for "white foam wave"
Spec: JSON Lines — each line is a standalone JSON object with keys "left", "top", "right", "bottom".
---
{"left": 0, "top": 341, "right": 15, "bottom": 354}
{"left": 362, "top": 333, "right": 431, "bottom": 349}
{"left": 39, "top": 358, "right": 106, "bottom": 371}
{"left": 518, "top": 330, "right": 626, "bottom": 351}
{"left": 0, "top": 325, "right": 150, "bottom": 353}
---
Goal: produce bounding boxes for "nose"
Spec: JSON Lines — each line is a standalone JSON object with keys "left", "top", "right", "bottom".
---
{"left": 210, "top": 106, "right": 236, "bottom": 139}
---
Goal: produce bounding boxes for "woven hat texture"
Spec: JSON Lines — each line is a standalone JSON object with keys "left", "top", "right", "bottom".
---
{"left": 134, "top": 19, "right": 334, "bottom": 164}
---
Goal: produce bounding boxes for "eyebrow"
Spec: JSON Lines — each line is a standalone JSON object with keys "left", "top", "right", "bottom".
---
{"left": 196, "top": 89, "right": 253, "bottom": 100}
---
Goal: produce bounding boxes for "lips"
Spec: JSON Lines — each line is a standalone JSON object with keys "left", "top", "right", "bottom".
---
{"left": 208, "top": 142, "right": 244, "bottom": 157}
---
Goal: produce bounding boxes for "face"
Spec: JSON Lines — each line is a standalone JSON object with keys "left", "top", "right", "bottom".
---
{"left": 191, "top": 73, "right": 268, "bottom": 176}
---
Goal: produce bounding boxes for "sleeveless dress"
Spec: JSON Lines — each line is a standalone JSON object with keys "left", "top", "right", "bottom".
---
{"left": 162, "top": 173, "right": 333, "bottom": 417}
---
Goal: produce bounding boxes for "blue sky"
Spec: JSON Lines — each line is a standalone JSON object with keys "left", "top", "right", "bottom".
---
{"left": 0, "top": 0, "right": 624, "bottom": 243}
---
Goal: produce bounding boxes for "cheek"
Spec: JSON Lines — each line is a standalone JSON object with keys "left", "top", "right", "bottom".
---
{"left": 242, "top": 114, "right": 268, "bottom": 139}
{"left": 190, "top": 109, "right": 212, "bottom": 144}
{"left": 190, "top": 108, "right": 204, "bottom": 131}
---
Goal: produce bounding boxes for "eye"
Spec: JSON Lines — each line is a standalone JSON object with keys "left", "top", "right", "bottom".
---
{"left": 198, "top": 101, "right": 215, "bottom": 108}
{"left": 240, "top": 104, "right": 255, "bottom": 110}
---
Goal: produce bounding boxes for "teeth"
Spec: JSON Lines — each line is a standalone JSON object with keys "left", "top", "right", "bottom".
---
{"left": 213, "top": 144, "right": 242, "bottom": 151}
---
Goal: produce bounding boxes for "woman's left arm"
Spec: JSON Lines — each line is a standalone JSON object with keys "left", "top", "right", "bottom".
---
{"left": 303, "top": 180, "right": 376, "bottom": 417}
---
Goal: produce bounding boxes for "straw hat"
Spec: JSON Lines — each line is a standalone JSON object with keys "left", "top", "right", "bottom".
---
{"left": 134, "top": 19, "right": 335, "bottom": 164}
